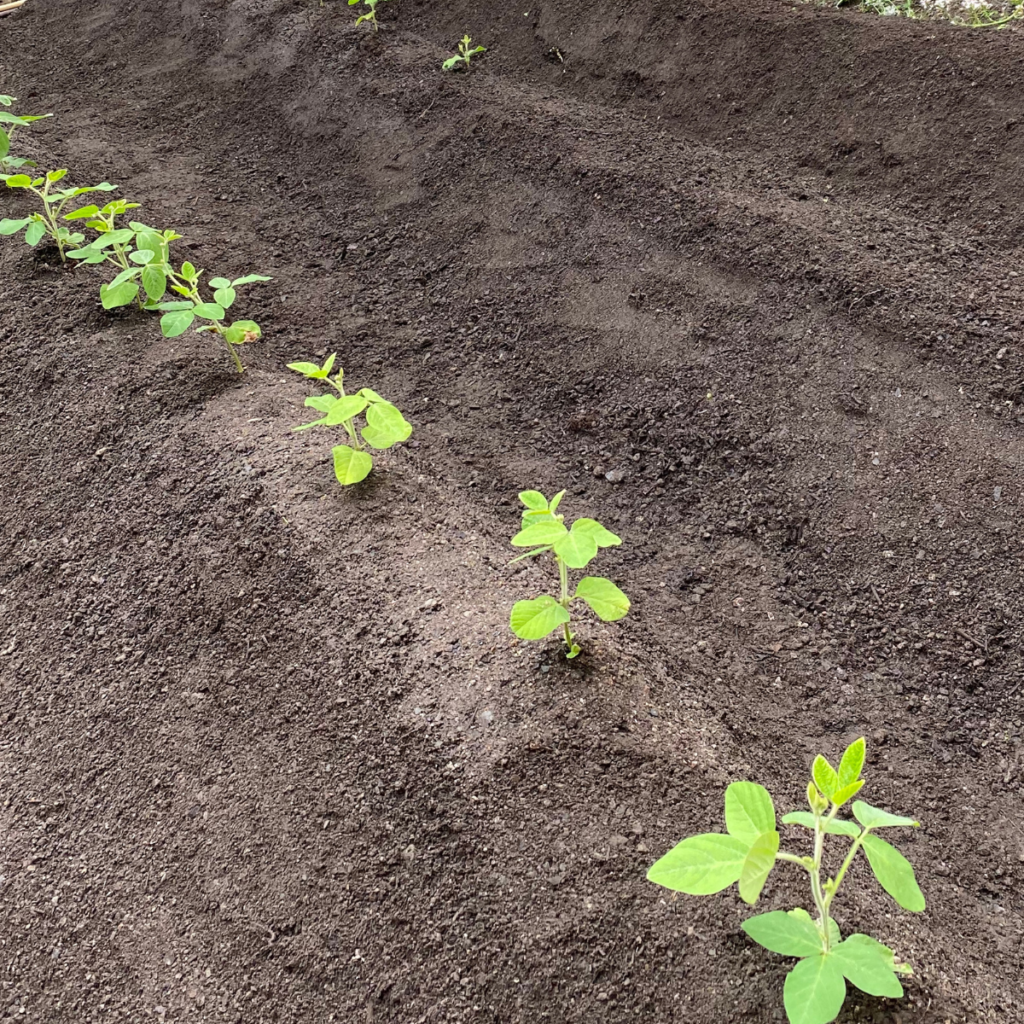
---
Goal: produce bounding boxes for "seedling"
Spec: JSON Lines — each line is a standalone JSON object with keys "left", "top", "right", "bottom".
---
{"left": 0, "top": 171, "right": 117, "bottom": 261}
{"left": 288, "top": 354, "right": 413, "bottom": 485}
{"left": 347, "top": 0, "right": 389, "bottom": 30}
{"left": 647, "top": 738, "right": 925, "bottom": 1024}
{"left": 0, "top": 95, "right": 51, "bottom": 173}
{"left": 442, "top": 35, "right": 486, "bottom": 71}
{"left": 509, "top": 490, "right": 629, "bottom": 658}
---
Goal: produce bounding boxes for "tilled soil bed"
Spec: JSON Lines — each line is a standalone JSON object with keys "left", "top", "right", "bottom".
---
{"left": 1, "top": 1, "right": 1023, "bottom": 1021}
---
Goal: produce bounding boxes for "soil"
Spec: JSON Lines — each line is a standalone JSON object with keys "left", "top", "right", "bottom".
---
{"left": 1, "top": 0, "right": 1023, "bottom": 1021}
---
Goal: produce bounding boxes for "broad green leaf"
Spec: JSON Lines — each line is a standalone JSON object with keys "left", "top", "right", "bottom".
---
{"left": 180, "top": 261, "right": 198, "bottom": 280}
{"left": 0, "top": 217, "right": 31, "bottom": 235}
{"left": 829, "top": 780, "right": 864, "bottom": 807}
{"left": 725, "top": 782, "right": 776, "bottom": 845}
{"left": 552, "top": 523, "right": 599, "bottom": 568}
{"left": 288, "top": 361, "right": 323, "bottom": 377}
{"left": 100, "top": 280, "right": 139, "bottom": 309}
{"left": 157, "top": 300, "right": 193, "bottom": 311}
{"left": 781, "top": 812, "right": 860, "bottom": 837}
{"left": 142, "top": 265, "right": 167, "bottom": 302}
{"left": 67, "top": 248, "right": 107, "bottom": 264}
{"left": 358, "top": 386, "right": 387, "bottom": 402}
{"left": 130, "top": 249, "right": 154, "bottom": 265}
{"left": 4, "top": 174, "right": 33, "bottom": 187}
{"left": 361, "top": 400, "right": 412, "bottom": 449}
{"left": 228, "top": 319, "right": 259, "bottom": 339}
{"left": 322, "top": 353, "right": 337, "bottom": 376}
{"left": 24, "top": 220, "right": 45, "bottom": 245}
{"left": 738, "top": 829, "right": 779, "bottom": 904}
{"left": 519, "top": 490, "right": 548, "bottom": 511}
{"left": 107, "top": 266, "right": 141, "bottom": 288}
{"left": 88, "top": 228, "right": 135, "bottom": 249}
{"left": 231, "top": 273, "right": 271, "bottom": 286}
{"left": 46, "top": 168, "right": 68, "bottom": 182}
{"left": 208, "top": 276, "right": 231, "bottom": 288}
{"left": 838, "top": 737, "right": 866, "bottom": 788}
{"left": 548, "top": 489, "right": 566, "bottom": 514}
{"left": 214, "top": 286, "right": 236, "bottom": 308}
{"left": 783, "top": 955, "right": 846, "bottom": 1024}
{"left": 741, "top": 909, "right": 824, "bottom": 958}
{"left": 831, "top": 935, "right": 904, "bottom": 998}
{"left": 647, "top": 833, "right": 749, "bottom": 895}
{"left": 324, "top": 394, "right": 368, "bottom": 424}
{"left": 570, "top": 517, "right": 621, "bottom": 547}
{"left": 192, "top": 302, "right": 225, "bottom": 321}
{"left": 861, "top": 835, "right": 925, "bottom": 912}
{"left": 305, "top": 395, "right": 337, "bottom": 414}
{"left": 852, "top": 801, "right": 919, "bottom": 830}
{"left": 509, "top": 595, "right": 570, "bottom": 641}
{"left": 64, "top": 204, "right": 100, "bottom": 221}
{"left": 161, "top": 309, "right": 195, "bottom": 337}
{"left": 512, "top": 520, "right": 569, "bottom": 547}
{"left": 812, "top": 756, "right": 838, "bottom": 800}
{"left": 574, "top": 576, "right": 630, "bottom": 621}
{"left": 134, "top": 229, "right": 164, "bottom": 259}
{"left": 332, "top": 444, "right": 373, "bottom": 485}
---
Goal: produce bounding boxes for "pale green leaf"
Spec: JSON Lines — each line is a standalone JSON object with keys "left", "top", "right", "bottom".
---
{"left": 741, "top": 909, "right": 824, "bottom": 958}
{"left": 570, "top": 517, "right": 621, "bottom": 547}
{"left": 861, "top": 835, "right": 925, "bottom": 912}
{"left": 511, "top": 520, "right": 569, "bottom": 547}
{"left": 852, "top": 801, "right": 919, "bottom": 830}
{"left": 783, "top": 955, "right": 846, "bottom": 1024}
{"left": 324, "top": 394, "right": 369, "bottom": 424}
{"left": 812, "top": 756, "right": 838, "bottom": 800}
{"left": 288, "top": 361, "right": 323, "bottom": 377}
{"left": 160, "top": 309, "right": 195, "bottom": 337}
{"left": 552, "top": 523, "right": 599, "bottom": 569}
{"left": 831, "top": 935, "right": 904, "bottom": 998}
{"left": 829, "top": 780, "right": 864, "bottom": 807}
{"left": 100, "top": 280, "right": 139, "bottom": 309}
{"left": 738, "top": 829, "right": 779, "bottom": 904}
{"left": 781, "top": 812, "right": 860, "bottom": 837}
{"left": 725, "top": 782, "right": 776, "bottom": 846}
{"left": 0, "top": 217, "right": 30, "bottom": 235}
{"left": 509, "top": 595, "right": 570, "bottom": 641}
{"left": 141, "top": 265, "right": 166, "bottom": 302}
{"left": 361, "top": 400, "right": 412, "bottom": 450}
{"left": 332, "top": 445, "right": 373, "bottom": 485}
{"left": 519, "top": 490, "right": 548, "bottom": 511}
{"left": 646, "top": 833, "right": 749, "bottom": 895}
{"left": 574, "top": 576, "right": 630, "bottom": 622}
{"left": 24, "top": 220, "right": 45, "bottom": 245}
{"left": 192, "top": 301, "right": 225, "bottom": 321}
{"left": 837, "top": 737, "right": 866, "bottom": 788}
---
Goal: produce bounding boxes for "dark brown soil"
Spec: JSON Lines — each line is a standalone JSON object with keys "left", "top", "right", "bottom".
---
{"left": 2, "top": 1, "right": 1023, "bottom": 1021}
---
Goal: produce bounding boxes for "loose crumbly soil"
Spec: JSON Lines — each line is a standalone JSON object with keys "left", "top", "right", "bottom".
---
{"left": 1, "top": 1, "right": 1023, "bottom": 1021}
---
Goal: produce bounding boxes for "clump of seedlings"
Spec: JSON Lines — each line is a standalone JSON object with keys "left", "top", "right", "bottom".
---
{"left": 0, "top": 95, "right": 51, "bottom": 174}
{"left": 443, "top": 35, "right": 486, "bottom": 71}
{"left": 509, "top": 490, "right": 629, "bottom": 658}
{"left": 289, "top": 354, "right": 413, "bottom": 485}
{"left": 347, "top": 0, "right": 390, "bottom": 30}
{"left": 647, "top": 738, "right": 925, "bottom": 1024}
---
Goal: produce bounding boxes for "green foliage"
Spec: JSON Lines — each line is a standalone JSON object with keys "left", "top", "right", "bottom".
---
{"left": 647, "top": 738, "right": 923, "bottom": 1024}
{"left": 508, "top": 490, "right": 628, "bottom": 658}
{"left": 442, "top": 35, "right": 486, "bottom": 71}
{"left": 0, "top": 95, "right": 51, "bottom": 175}
{"left": 288, "top": 354, "right": 412, "bottom": 486}
{"left": 0, "top": 170, "right": 117, "bottom": 261}
{"left": 347, "top": 0, "right": 390, "bottom": 30}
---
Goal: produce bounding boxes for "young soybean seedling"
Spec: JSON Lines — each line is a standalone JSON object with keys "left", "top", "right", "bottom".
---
{"left": 442, "top": 35, "right": 486, "bottom": 71}
{"left": 509, "top": 490, "right": 629, "bottom": 658}
{"left": 288, "top": 354, "right": 413, "bottom": 485}
{"left": 0, "top": 95, "right": 51, "bottom": 174}
{"left": 647, "top": 738, "right": 925, "bottom": 1024}
{"left": 0, "top": 171, "right": 117, "bottom": 261}
{"left": 347, "top": 0, "right": 389, "bottom": 30}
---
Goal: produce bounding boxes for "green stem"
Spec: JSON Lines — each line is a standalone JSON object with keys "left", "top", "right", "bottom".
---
{"left": 557, "top": 554, "right": 574, "bottom": 651}
{"left": 219, "top": 331, "right": 244, "bottom": 373}
{"left": 328, "top": 371, "right": 364, "bottom": 449}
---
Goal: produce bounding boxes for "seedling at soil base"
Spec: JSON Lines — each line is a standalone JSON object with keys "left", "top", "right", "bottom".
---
{"left": 647, "top": 738, "right": 925, "bottom": 1024}
{"left": 443, "top": 35, "right": 486, "bottom": 71}
{"left": 347, "top": 0, "right": 389, "bottom": 30}
{"left": 289, "top": 354, "right": 413, "bottom": 485}
{"left": 0, "top": 171, "right": 117, "bottom": 261}
{"left": 0, "top": 95, "right": 51, "bottom": 174}
{"left": 509, "top": 490, "right": 629, "bottom": 658}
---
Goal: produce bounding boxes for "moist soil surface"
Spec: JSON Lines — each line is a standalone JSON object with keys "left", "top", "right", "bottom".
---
{"left": 2, "top": 1, "right": 1024, "bottom": 1022}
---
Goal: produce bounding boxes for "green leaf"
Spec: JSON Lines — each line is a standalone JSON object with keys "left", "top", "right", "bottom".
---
{"left": 837, "top": 737, "right": 866, "bottom": 788}
{"left": 100, "top": 280, "right": 140, "bottom": 309}
{"left": 63, "top": 204, "right": 100, "bottom": 220}
{"left": 783, "top": 955, "right": 846, "bottom": 1024}
{"left": 332, "top": 444, "right": 374, "bottom": 485}
{"left": 829, "top": 780, "right": 864, "bottom": 807}
{"left": 106, "top": 266, "right": 141, "bottom": 288}
{"left": 811, "top": 756, "right": 838, "bottom": 800}
{"left": 24, "top": 220, "right": 45, "bottom": 245}
{"left": 141, "top": 265, "right": 167, "bottom": 302}
{"left": 552, "top": 523, "right": 599, "bottom": 568}
{"left": 157, "top": 300, "right": 193, "bottom": 311}
{"left": 725, "top": 782, "right": 776, "bottom": 846}
{"left": 548, "top": 489, "right": 566, "bottom": 514}
{"left": 324, "top": 394, "right": 369, "bottom": 424}
{"left": 67, "top": 248, "right": 107, "bottom": 264}
{"left": 208, "top": 277, "right": 231, "bottom": 288}
{"left": 3, "top": 174, "right": 33, "bottom": 187}
{"left": 192, "top": 302, "right": 225, "bottom": 321}
{"left": 230, "top": 273, "right": 271, "bottom": 287}
{"left": 781, "top": 812, "right": 860, "bottom": 837}
{"left": 180, "top": 261, "right": 198, "bottom": 280}
{"left": 228, "top": 320, "right": 260, "bottom": 341}
{"left": 443, "top": 56, "right": 462, "bottom": 70}
{"left": 741, "top": 909, "right": 825, "bottom": 958}
{"left": 861, "top": 834, "right": 925, "bottom": 912}
{"left": 509, "top": 546, "right": 553, "bottom": 563}
{"left": 830, "top": 935, "right": 904, "bottom": 998}
{"left": 511, "top": 520, "right": 569, "bottom": 547}
{"left": 574, "top": 576, "right": 630, "bottom": 621}
{"left": 570, "top": 518, "right": 621, "bottom": 547}
{"left": 738, "top": 829, "right": 779, "bottom": 904}
{"left": 0, "top": 130, "right": 9, "bottom": 161}
{"left": 214, "top": 286, "right": 236, "bottom": 308}
{"left": 304, "top": 395, "right": 337, "bottom": 414}
{"left": 646, "top": 833, "right": 749, "bottom": 895}
{"left": 288, "top": 361, "right": 323, "bottom": 377}
{"left": 0, "top": 217, "right": 31, "bottom": 235}
{"left": 322, "top": 353, "right": 337, "bottom": 376}
{"left": 88, "top": 228, "right": 135, "bottom": 250}
{"left": 510, "top": 595, "right": 570, "bottom": 640}
{"left": 46, "top": 168, "right": 68, "bottom": 183}
{"left": 852, "top": 801, "right": 919, "bottom": 830}
{"left": 519, "top": 490, "right": 548, "bottom": 511}
{"left": 135, "top": 229, "right": 165, "bottom": 260}
{"left": 161, "top": 309, "right": 195, "bottom": 337}
{"left": 129, "top": 249, "right": 154, "bottom": 265}
{"left": 361, "top": 400, "right": 412, "bottom": 449}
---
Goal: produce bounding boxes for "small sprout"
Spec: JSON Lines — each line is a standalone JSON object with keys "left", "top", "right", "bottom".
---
{"left": 443, "top": 35, "right": 486, "bottom": 71}
{"left": 0, "top": 95, "right": 51, "bottom": 175}
{"left": 288, "top": 354, "right": 413, "bottom": 486}
{"left": 347, "top": 0, "right": 389, "bottom": 31}
{"left": 647, "top": 738, "right": 924, "bottom": 1024}
{"left": 508, "top": 490, "right": 629, "bottom": 658}
{"left": 0, "top": 171, "right": 117, "bottom": 262}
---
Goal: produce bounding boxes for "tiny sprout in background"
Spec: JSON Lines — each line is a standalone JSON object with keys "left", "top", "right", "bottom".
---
{"left": 443, "top": 35, "right": 486, "bottom": 71}
{"left": 347, "top": 0, "right": 390, "bottom": 31}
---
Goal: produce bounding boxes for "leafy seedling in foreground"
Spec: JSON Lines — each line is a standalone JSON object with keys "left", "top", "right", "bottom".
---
{"left": 0, "top": 171, "right": 117, "bottom": 261}
{"left": 0, "top": 95, "right": 52, "bottom": 174}
{"left": 347, "top": 0, "right": 390, "bottom": 30}
{"left": 509, "top": 490, "right": 629, "bottom": 658}
{"left": 288, "top": 354, "right": 413, "bottom": 485}
{"left": 647, "top": 738, "right": 925, "bottom": 1024}
{"left": 443, "top": 35, "right": 486, "bottom": 71}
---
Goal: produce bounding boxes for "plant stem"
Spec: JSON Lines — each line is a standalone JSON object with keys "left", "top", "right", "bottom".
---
{"left": 557, "top": 554, "right": 573, "bottom": 650}
{"left": 328, "top": 371, "right": 364, "bottom": 449}
{"left": 220, "top": 332, "right": 244, "bottom": 373}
